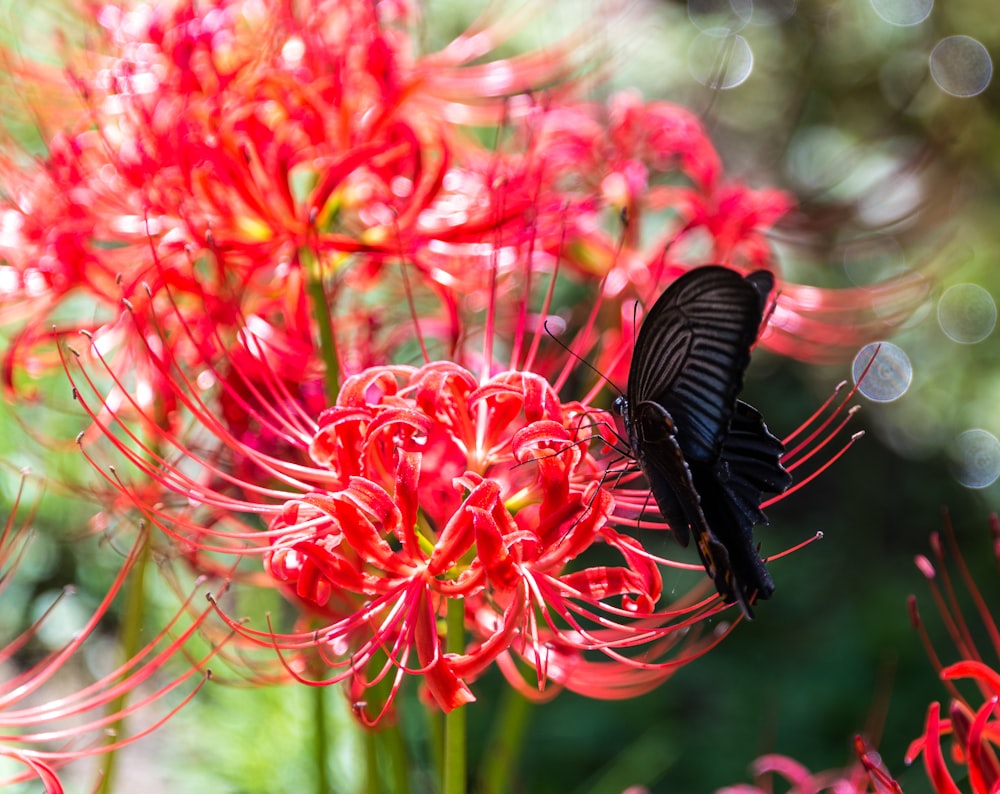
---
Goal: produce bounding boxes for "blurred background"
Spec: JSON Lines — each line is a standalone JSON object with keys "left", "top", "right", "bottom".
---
{"left": 2, "top": 0, "right": 1000, "bottom": 791}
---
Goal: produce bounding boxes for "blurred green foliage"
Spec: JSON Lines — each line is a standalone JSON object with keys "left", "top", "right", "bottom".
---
{"left": 3, "top": 0, "right": 1000, "bottom": 791}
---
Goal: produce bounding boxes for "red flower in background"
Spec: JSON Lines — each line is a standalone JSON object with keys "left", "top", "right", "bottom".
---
{"left": 905, "top": 514, "right": 1000, "bottom": 793}
{"left": 0, "top": 0, "right": 937, "bottom": 416}
{"left": 0, "top": 475, "right": 222, "bottom": 792}
{"left": 717, "top": 737, "right": 903, "bottom": 794}
{"left": 0, "top": 0, "right": 584, "bottom": 408}
{"left": 534, "top": 92, "right": 791, "bottom": 289}
{"left": 721, "top": 516, "right": 1000, "bottom": 794}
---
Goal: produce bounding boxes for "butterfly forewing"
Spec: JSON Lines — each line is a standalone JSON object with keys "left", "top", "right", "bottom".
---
{"left": 628, "top": 266, "right": 774, "bottom": 463}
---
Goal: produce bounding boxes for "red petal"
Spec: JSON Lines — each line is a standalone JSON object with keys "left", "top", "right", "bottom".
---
{"left": 413, "top": 590, "right": 475, "bottom": 711}
{"left": 921, "top": 702, "right": 963, "bottom": 794}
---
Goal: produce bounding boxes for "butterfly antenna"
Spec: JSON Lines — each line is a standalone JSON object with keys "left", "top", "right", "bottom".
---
{"left": 572, "top": 295, "right": 642, "bottom": 410}
{"left": 552, "top": 195, "right": 639, "bottom": 395}
{"left": 543, "top": 320, "right": 623, "bottom": 398}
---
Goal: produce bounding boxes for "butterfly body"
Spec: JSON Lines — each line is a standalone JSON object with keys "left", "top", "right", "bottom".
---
{"left": 614, "top": 266, "right": 791, "bottom": 619}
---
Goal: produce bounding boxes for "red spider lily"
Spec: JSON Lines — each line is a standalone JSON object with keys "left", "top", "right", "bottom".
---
{"left": 533, "top": 93, "right": 789, "bottom": 288}
{"left": 0, "top": 475, "right": 225, "bottom": 792}
{"left": 0, "top": 0, "right": 940, "bottom": 425}
{"left": 66, "top": 346, "right": 699, "bottom": 721}
{"left": 717, "top": 736, "right": 903, "bottom": 794}
{"left": 0, "top": 0, "right": 594, "bottom": 408}
{"left": 499, "top": 91, "right": 936, "bottom": 383}
{"left": 764, "top": 268, "right": 936, "bottom": 365}
{"left": 719, "top": 516, "right": 1000, "bottom": 794}
{"left": 59, "top": 255, "right": 865, "bottom": 723}
{"left": 904, "top": 514, "right": 1000, "bottom": 792}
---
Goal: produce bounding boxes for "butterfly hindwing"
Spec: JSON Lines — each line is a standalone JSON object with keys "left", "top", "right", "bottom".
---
{"left": 715, "top": 400, "right": 793, "bottom": 527}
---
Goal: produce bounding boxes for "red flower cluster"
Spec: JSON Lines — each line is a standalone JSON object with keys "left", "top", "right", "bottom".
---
{"left": 69, "top": 328, "right": 838, "bottom": 720}
{"left": 717, "top": 737, "right": 902, "bottom": 794}
{"left": 905, "top": 515, "right": 1000, "bottom": 792}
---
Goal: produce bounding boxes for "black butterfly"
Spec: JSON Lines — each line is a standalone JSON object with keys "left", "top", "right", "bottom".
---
{"left": 613, "top": 265, "right": 792, "bottom": 619}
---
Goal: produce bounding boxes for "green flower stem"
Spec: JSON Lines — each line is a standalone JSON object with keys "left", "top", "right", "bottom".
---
{"left": 382, "top": 722, "right": 410, "bottom": 793}
{"left": 361, "top": 722, "right": 413, "bottom": 793}
{"left": 302, "top": 248, "right": 340, "bottom": 400}
{"left": 365, "top": 729, "right": 382, "bottom": 794}
{"left": 354, "top": 647, "right": 412, "bottom": 793}
{"left": 312, "top": 686, "right": 331, "bottom": 794}
{"left": 442, "top": 597, "right": 467, "bottom": 794}
{"left": 479, "top": 688, "right": 532, "bottom": 794}
{"left": 95, "top": 530, "right": 151, "bottom": 794}
{"left": 427, "top": 700, "right": 444, "bottom": 784}
{"left": 364, "top": 720, "right": 410, "bottom": 794}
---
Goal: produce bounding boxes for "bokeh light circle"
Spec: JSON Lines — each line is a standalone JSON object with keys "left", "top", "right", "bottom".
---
{"left": 688, "top": 33, "right": 754, "bottom": 89}
{"left": 851, "top": 342, "right": 912, "bottom": 402}
{"left": 870, "top": 0, "right": 933, "bottom": 26}
{"left": 929, "top": 36, "right": 992, "bottom": 97}
{"left": 950, "top": 429, "right": 1000, "bottom": 489}
{"left": 937, "top": 283, "right": 997, "bottom": 343}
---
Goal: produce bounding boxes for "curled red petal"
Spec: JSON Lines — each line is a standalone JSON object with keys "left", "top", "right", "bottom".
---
{"left": 943, "top": 660, "right": 1000, "bottom": 696}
